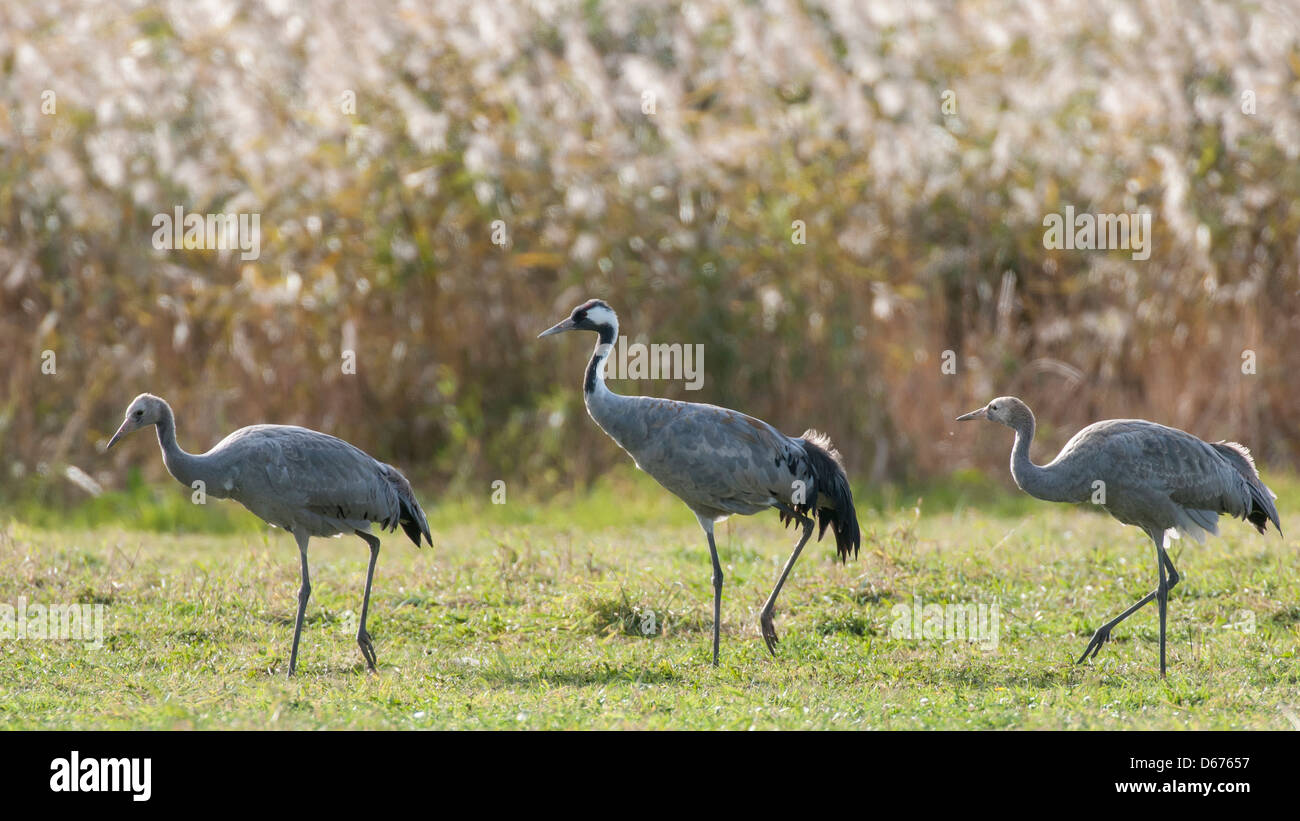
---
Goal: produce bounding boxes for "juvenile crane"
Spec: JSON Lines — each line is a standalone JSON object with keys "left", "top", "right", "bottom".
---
{"left": 957, "top": 396, "right": 1281, "bottom": 676}
{"left": 539, "top": 299, "right": 861, "bottom": 665}
{"left": 106, "top": 394, "right": 432, "bottom": 676}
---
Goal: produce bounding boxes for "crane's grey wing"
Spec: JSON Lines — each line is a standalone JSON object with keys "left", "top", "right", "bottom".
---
{"left": 624, "top": 402, "right": 810, "bottom": 518}
{"left": 215, "top": 426, "right": 430, "bottom": 544}
{"left": 1071, "top": 420, "right": 1276, "bottom": 540}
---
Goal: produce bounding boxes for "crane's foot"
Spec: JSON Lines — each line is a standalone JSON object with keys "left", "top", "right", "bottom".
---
{"left": 1075, "top": 624, "right": 1113, "bottom": 664}
{"left": 357, "top": 629, "right": 378, "bottom": 670}
{"left": 758, "top": 610, "right": 780, "bottom": 657}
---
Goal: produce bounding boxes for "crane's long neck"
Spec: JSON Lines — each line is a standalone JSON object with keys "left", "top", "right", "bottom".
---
{"left": 1008, "top": 417, "right": 1083, "bottom": 503}
{"left": 584, "top": 320, "right": 618, "bottom": 399}
{"left": 155, "top": 403, "right": 204, "bottom": 489}
{"left": 582, "top": 319, "right": 638, "bottom": 443}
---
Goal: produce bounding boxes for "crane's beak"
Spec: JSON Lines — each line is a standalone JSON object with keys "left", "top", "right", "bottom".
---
{"left": 955, "top": 406, "right": 988, "bottom": 422}
{"left": 537, "top": 317, "right": 576, "bottom": 338}
{"left": 105, "top": 418, "right": 136, "bottom": 450}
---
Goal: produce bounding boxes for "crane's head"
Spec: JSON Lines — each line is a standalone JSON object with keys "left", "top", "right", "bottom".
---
{"left": 537, "top": 299, "right": 618, "bottom": 339}
{"left": 956, "top": 395, "right": 1034, "bottom": 431}
{"left": 106, "top": 393, "right": 169, "bottom": 450}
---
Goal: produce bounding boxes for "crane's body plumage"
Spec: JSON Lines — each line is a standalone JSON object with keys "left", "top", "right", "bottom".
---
{"left": 959, "top": 396, "right": 1280, "bottom": 675}
{"left": 590, "top": 393, "right": 817, "bottom": 518}
{"left": 1013, "top": 417, "right": 1279, "bottom": 540}
{"left": 196, "top": 424, "right": 429, "bottom": 543}
{"left": 107, "top": 394, "right": 431, "bottom": 676}
{"left": 541, "top": 299, "right": 860, "bottom": 663}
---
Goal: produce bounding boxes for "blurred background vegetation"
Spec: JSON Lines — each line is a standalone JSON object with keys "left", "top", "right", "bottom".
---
{"left": 2, "top": 0, "right": 1299, "bottom": 519}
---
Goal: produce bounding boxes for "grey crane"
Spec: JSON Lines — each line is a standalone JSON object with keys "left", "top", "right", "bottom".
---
{"left": 539, "top": 299, "right": 861, "bottom": 665}
{"left": 957, "top": 395, "right": 1281, "bottom": 676}
{"left": 106, "top": 393, "right": 432, "bottom": 676}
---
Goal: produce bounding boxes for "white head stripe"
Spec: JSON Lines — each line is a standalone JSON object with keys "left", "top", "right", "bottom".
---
{"left": 584, "top": 304, "right": 617, "bottom": 327}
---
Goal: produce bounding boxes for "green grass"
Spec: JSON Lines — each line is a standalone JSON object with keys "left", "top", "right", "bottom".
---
{"left": 1, "top": 471, "right": 1297, "bottom": 729}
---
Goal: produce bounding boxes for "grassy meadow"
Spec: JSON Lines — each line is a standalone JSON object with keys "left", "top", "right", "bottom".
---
{"left": 2, "top": 471, "right": 1296, "bottom": 730}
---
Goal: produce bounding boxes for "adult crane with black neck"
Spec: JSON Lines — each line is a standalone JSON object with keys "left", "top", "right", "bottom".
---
{"left": 540, "top": 299, "right": 861, "bottom": 665}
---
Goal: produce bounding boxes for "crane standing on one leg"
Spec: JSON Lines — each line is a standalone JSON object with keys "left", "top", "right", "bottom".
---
{"left": 539, "top": 299, "right": 861, "bottom": 665}
{"left": 106, "top": 393, "right": 432, "bottom": 676}
{"left": 957, "top": 395, "right": 1281, "bottom": 676}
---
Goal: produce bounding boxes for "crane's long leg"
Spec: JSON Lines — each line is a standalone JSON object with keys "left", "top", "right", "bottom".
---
{"left": 288, "top": 529, "right": 313, "bottom": 678}
{"left": 355, "top": 530, "right": 381, "bottom": 671}
{"left": 1156, "top": 540, "right": 1169, "bottom": 677}
{"left": 758, "top": 504, "right": 815, "bottom": 657}
{"left": 696, "top": 516, "right": 724, "bottom": 667}
{"left": 1076, "top": 539, "right": 1180, "bottom": 667}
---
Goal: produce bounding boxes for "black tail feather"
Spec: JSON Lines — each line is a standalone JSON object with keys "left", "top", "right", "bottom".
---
{"left": 381, "top": 463, "right": 434, "bottom": 547}
{"left": 1246, "top": 482, "right": 1282, "bottom": 537}
{"left": 792, "top": 429, "right": 862, "bottom": 561}
{"left": 400, "top": 493, "right": 433, "bottom": 548}
{"left": 1213, "top": 441, "right": 1282, "bottom": 536}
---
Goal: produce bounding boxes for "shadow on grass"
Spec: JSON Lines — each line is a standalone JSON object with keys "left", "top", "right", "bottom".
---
{"left": 582, "top": 588, "right": 710, "bottom": 636}
{"left": 929, "top": 662, "right": 1075, "bottom": 690}
{"left": 249, "top": 660, "right": 379, "bottom": 679}
{"left": 474, "top": 662, "right": 685, "bottom": 687}
{"left": 259, "top": 611, "right": 340, "bottom": 628}
{"left": 1270, "top": 603, "right": 1300, "bottom": 625}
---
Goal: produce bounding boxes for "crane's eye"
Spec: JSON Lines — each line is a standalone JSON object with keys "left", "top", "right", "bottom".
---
{"left": 133, "top": 409, "right": 143, "bottom": 418}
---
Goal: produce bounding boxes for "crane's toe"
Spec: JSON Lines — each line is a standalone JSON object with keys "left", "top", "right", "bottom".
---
{"left": 1075, "top": 625, "right": 1113, "bottom": 664}
{"left": 759, "top": 611, "right": 780, "bottom": 656}
{"left": 357, "top": 629, "right": 378, "bottom": 670}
